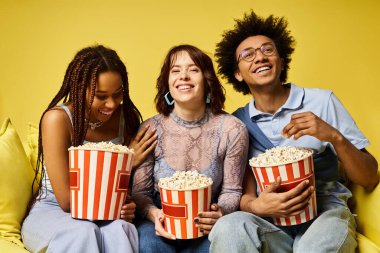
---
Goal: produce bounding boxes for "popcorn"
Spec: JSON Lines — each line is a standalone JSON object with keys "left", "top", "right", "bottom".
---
{"left": 69, "top": 142, "right": 134, "bottom": 154}
{"left": 249, "top": 146, "right": 312, "bottom": 167}
{"left": 158, "top": 171, "right": 213, "bottom": 190}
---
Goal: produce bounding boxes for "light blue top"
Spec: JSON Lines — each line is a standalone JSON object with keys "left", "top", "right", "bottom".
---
{"left": 234, "top": 83, "right": 369, "bottom": 208}
{"left": 42, "top": 104, "right": 125, "bottom": 192}
{"left": 247, "top": 83, "right": 368, "bottom": 157}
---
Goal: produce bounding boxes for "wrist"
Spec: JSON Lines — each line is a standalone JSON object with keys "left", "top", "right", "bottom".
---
{"left": 330, "top": 130, "right": 345, "bottom": 147}
{"left": 147, "top": 207, "right": 160, "bottom": 222}
{"left": 241, "top": 195, "right": 258, "bottom": 214}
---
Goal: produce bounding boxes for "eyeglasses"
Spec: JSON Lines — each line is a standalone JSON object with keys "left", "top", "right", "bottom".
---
{"left": 237, "top": 42, "right": 276, "bottom": 63}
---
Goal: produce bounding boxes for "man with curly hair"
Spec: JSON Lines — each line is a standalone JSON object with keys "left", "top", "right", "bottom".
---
{"left": 208, "top": 11, "right": 378, "bottom": 253}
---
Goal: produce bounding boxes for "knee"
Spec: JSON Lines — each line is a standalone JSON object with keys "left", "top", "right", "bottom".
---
{"left": 320, "top": 207, "right": 356, "bottom": 229}
{"left": 49, "top": 221, "right": 101, "bottom": 251}
{"left": 136, "top": 220, "right": 170, "bottom": 252}
{"left": 211, "top": 211, "right": 257, "bottom": 240}
{"left": 56, "top": 221, "right": 100, "bottom": 239}
{"left": 103, "top": 219, "right": 137, "bottom": 234}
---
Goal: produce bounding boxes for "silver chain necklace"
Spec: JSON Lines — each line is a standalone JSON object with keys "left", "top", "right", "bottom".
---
{"left": 86, "top": 119, "right": 104, "bottom": 130}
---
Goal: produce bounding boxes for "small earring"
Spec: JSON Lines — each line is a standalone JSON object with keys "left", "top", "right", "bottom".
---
{"left": 206, "top": 93, "right": 211, "bottom": 104}
{"left": 164, "top": 92, "right": 175, "bottom": 105}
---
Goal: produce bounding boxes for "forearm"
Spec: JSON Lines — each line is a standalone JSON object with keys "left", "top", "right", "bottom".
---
{"left": 131, "top": 192, "right": 156, "bottom": 219}
{"left": 146, "top": 206, "right": 161, "bottom": 223}
{"left": 240, "top": 194, "right": 255, "bottom": 213}
{"left": 331, "top": 131, "right": 379, "bottom": 190}
{"left": 240, "top": 194, "right": 263, "bottom": 216}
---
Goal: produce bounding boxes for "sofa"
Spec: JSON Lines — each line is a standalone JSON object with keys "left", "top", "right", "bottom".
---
{"left": 1, "top": 117, "right": 379, "bottom": 252}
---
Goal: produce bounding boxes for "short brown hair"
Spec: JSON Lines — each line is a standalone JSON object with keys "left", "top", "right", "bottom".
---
{"left": 155, "top": 44, "right": 226, "bottom": 116}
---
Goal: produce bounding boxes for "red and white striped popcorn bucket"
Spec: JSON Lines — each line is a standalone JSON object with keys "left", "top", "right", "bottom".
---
{"left": 159, "top": 185, "right": 212, "bottom": 239}
{"left": 68, "top": 148, "right": 134, "bottom": 220}
{"left": 251, "top": 154, "right": 317, "bottom": 226}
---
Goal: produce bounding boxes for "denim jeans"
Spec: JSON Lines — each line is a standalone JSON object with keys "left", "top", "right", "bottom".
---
{"left": 209, "top": 205, "right": 357, "bottom": 253}
{"left": 135, "top": 219, "right": 210, "bottom": 253}
{"left": 21, "top": 190, "right": 139, "bottom": 253}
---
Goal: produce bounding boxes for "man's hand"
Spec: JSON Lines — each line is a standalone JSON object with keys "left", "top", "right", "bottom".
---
{"left": 282, "top": 112, "right": 340, "bottom": 143}
{"left": 253, "top": 176, "right": 314, "bottom": 218}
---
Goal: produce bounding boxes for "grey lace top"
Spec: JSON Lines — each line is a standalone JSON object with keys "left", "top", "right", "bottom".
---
{"left": 132, "top": 109, "right": 249, "bottom": 217}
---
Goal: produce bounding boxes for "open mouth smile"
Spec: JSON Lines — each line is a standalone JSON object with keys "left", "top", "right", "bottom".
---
{"left": 176, "top": 84, "right": 194, "bottom": 91}
{"left": 253, "top": 64, "right": 272, "bottom": 74}
{"left": 99, "top": 110, "right": 113, "bottom": 116}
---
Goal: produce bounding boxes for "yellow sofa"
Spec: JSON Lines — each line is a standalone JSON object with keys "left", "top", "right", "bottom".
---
{"left": 0, "top": 117, "right": 379, "bottom": 252}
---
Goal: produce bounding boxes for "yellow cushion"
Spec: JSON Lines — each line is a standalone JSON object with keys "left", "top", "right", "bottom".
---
{"left": 350, "top": 181, "right": 380, "bottom": 250}
{"left": 0, "top": 118, "right": 34, "bottom": 247}
{"left": 0, "top": 239, "right": 29, "bottom": 253}
{"left": 357, "top": 233, "right": 380, "bottom": 253}
{"left": 23, "top": 122, "right": 39, "bottom": 171}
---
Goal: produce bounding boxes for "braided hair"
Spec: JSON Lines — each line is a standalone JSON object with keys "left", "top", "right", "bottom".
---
{"left": 32, "top": 45, "right": 142, "bottom": 202}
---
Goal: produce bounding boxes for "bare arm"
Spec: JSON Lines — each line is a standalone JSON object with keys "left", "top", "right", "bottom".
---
{"left": 41, "top": 109, "right": 72, "bottom": 211}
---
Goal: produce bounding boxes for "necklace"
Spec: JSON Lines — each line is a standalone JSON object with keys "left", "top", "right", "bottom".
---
{"left": 86, "top": 119, "right": 103, "bottom": 130}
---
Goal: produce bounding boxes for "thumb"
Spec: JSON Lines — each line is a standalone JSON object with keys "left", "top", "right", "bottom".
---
{"left": 265, "top": 176, "right": 281, "bottom": 193}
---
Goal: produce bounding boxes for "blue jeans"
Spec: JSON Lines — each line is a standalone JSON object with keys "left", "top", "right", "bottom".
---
{"left": 209, "top": 206, "right": 357, "bottom": 253}
{"left": 135, "top": 219, "right": 210, "bottom": 253}
{"left": 21, "top": 190, "right": 138, "bottom": 253}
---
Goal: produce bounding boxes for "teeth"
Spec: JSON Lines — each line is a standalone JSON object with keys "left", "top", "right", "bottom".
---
{"left": 256, "top": 66, "right": 270, "bottom": 73}
{"left": 178, "top": 85, "right": 192, "bottom": 90}
{"left": 99, "top": 110, "right": 113, "bottom": 115}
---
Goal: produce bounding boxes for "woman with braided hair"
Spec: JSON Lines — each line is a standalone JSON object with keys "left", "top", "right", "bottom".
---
{"left": 21, "top": 45, "right": 157, "bottom": 253}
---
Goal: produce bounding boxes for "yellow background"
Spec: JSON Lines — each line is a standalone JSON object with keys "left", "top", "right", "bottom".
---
{"left": 1, "top": 0, "right": 379, "bottom": 161}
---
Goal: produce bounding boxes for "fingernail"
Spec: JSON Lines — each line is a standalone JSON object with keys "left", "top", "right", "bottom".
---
{"left": 198, "top": 213, "right": 202, "bottom": 217}
{"left": 200, "top": 229, "right": 204, "bottom": 233}
{"left": 171, "top": 236, "right": 176, "bottom": 240}
{"left": 194, "top": 218, "right": 199, "bottom": 222}
{"left": 195, "top": 224, "right": 199, "bottom": 227}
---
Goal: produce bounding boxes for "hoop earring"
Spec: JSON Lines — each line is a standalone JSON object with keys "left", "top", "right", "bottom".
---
{"left": 206, "top": 93, "right": 211, "bottom": 104}
{"left": 164, "top": 92, "right": 175, "bottom": 105}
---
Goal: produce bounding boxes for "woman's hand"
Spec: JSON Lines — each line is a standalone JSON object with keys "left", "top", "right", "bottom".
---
{"left": 194, "top": 204, "right": 223, "bottom": 235}
{"left": 282, "top": 112, "right": 340, "bottom": 143}
{"left": 120, "top": 198, "right": 136, "bottom": 223}
{"left": 129, "top": 125, "right": 157, "bottom": 168}
{"left": 148, "top": 208, "right": 176, "bottom": 240}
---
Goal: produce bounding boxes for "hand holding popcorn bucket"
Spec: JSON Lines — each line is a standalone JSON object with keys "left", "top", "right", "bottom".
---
{"left": 158, "top": 171, "right": 213, "bottom": 239}
{"left": 250, "top": 146, "right": 317, "bottom": 226}
{"left": 68, "top": 142, "right": 134, "bottom": 220}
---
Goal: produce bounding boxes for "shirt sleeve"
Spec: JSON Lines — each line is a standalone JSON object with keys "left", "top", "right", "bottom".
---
{"left": 326, "top": 92, "right": 369, "bottom": 151}
{"left": 131, "top": 119, "right": 157, "bottom": 218}
{"left": 217, "top": 117, "right": 249, "bottom": 214}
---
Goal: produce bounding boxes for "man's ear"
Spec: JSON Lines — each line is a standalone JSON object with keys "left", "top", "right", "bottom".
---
{"left": 234, "top": 70, "right": 243, "bottom": 82}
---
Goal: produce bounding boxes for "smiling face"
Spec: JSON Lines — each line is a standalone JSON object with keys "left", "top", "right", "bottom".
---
{"left": 87, "top": 71, "right": 123, "bottom": 123}
{"left": 168, "top": 51, "right": 206, "bottom": 108}
{"left": 234, "top": 35, "right": 283, "bottom": 91}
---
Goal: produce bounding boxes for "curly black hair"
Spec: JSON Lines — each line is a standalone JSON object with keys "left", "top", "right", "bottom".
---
{"left": 215, "top": 10, "right": 296, "bottom": 94}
